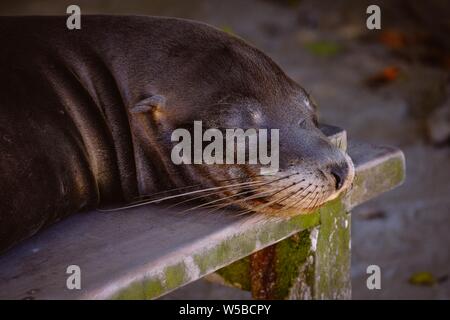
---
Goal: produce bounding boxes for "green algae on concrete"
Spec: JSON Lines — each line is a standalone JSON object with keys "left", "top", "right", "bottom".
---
{"left": 273, "top": 229, "right": 313, "bottom": 299}
{"left": 113, "top": 262, "right": 188, "bottom": 300}
{"left": 193, "top": 233, "right": 258, "bottom": 276}
{"left": 143, "top": 279, "right": 165, "bottom": 299}
{"left": 113, "top": 279, "right": 162, "bottom": 300}
{"left": 112, "top": 280, "right": 147, "bottom": 300}
{"left": 216, "top": 257, "right": 251, "bottom": 290}
{"left": 257, "top": 212, "right": 320, "bottom": 245}
{"left": 164, "top": 263, "right": 188, "bottom": 290}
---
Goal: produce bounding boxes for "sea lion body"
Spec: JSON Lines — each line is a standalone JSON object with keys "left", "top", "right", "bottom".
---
{"left": 0, "top": 16, "right": 353, "bottom": 252}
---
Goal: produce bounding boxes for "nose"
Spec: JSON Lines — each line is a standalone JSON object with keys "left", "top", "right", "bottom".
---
{"left": 330, "top": 162, "right": 348, "bottom": 191}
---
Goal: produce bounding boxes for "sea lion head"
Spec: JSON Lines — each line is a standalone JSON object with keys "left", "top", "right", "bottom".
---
{"left": 128, "top": 18, "right": 354, "bottom": 215}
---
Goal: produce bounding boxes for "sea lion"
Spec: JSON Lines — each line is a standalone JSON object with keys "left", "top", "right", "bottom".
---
{"left": 0, "top": 15, "right": 354, "bottom": 253}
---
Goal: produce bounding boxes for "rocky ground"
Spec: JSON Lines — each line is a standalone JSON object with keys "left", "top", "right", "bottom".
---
{"left": 3, "top": 0, "right": 449, "bottom": 299}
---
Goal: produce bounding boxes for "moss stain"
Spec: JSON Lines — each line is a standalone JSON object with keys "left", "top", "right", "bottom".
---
{"left": 273, "top": 229, "right": 312, "bottom": 298}
{"left": 216, "top": 257, "right": 251, "bottom": 290}
{"left": 164, "top": 263, "right": 187, "bottom": 289}
{"left": 113, "top": 262, "right": 188, "bottom": 300}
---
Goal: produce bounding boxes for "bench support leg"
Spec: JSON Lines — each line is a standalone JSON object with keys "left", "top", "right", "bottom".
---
{"left": 215, "top": 199, "right": 351, "bottom": 299}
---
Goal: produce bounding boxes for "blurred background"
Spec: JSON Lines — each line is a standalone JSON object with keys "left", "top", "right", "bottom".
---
{"left": 1, "top": 0, "right": 449, "bottom": 299}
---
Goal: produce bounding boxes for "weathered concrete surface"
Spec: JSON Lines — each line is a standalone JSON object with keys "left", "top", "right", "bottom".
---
{"left": 345, "top": 142, "right": 406, "bottom": 209}
{"left": 0, "top": 203, "right": 322, "bottom": 299}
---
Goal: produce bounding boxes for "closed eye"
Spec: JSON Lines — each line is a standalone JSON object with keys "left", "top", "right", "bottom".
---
{"left": 298, "top": 115, "right": 318, "bottom": 128}
{"left": 298, "top": 118, "right": 307, "bottom": 128}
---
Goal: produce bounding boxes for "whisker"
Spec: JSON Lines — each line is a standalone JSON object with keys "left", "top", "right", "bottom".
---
{"left": 183, "top": 173, "right": 300, "bottom": 211}
{"left": 239, "top": 184, "right": 316, "bottom": 217}
{"left": 98, "top": 180, "right": 267, "bottom": 212}
{"left": 204, "top": 184, "right": 283, "bottom": 209}
{"left": 304, "top": 190, "right": 319, "bottom": 209}
{"left": 132, "top": 174, "right": 268, "bottom": 201}
{"left": 282, "top": 184, "right": 316, "bottom": 209}
{"left": 232, "top": 183, "right": 302, "bottom": 216}
{"left": 180, "top": 187, "right": 275, "bottom": 215}
{"left": 203, "top": 184, "right": 289, "bottom": 215}
{"left": 314, "top": 191, "right": 327, "bottom": 208}
{"left": 309, "top": 190, "right": 324, "bottom": 210}
{"left": 281, "top": 183, "right": 316, "bottom": 211}
{"left": 301, "top": 185, "right": 333, "bottom": 211}
{"left": 254, "top": 191, "right": 300, "bottom": 217}
{"left": 174, "top": 186, "right": 281, "bottom": 218}
{"left": 313, "top": 186, "right": 331, "bottom": 209}
{"left": 168, "top": 187, "right": 259, "bottom": 211}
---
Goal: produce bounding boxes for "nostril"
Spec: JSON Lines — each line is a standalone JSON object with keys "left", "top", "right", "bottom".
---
{"left": 331, "top": 171, "right": 343, "bottom": 190}
{"left": 330, "top": 164, "right": 348, "bottom": 190}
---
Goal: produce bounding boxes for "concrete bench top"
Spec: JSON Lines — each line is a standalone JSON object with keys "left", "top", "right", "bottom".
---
{"left": 0, "top": 126, "right": 405, "bottom": 300}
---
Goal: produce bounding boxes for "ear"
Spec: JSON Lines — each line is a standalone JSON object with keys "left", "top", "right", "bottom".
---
{"left": 130, "top": 95, "right": 166, "bottom": 114}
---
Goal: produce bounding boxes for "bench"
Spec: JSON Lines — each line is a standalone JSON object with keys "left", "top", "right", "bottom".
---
{"left": 0, "top": 125, "right": 405, "bottom": 300}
